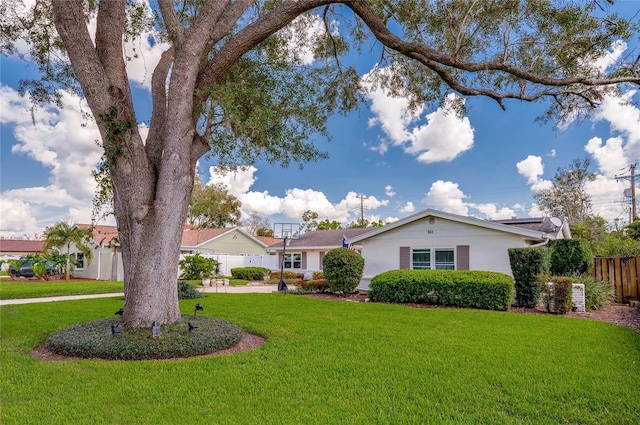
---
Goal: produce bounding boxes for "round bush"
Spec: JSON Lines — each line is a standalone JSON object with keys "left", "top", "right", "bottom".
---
{"left": 178, "top": 281, "right": 204, "bottom": 299}
{"left": 322, "top": 247, "right": 364, "bottom": 294}
{"left": 47, "top": 315, "right": 242, "bottom": 360}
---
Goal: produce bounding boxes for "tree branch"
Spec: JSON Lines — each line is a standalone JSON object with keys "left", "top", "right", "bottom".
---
{"left": 195, "top": 0, "right": 335, "bottom": 96}
{"left": 348, "top": 2, "right": 640, "bottom": 95}
{"left": 157, "top": 0, "right": 184, "bottom": 46}
{"left": 146, "top": 47, "right": 174, "bottom": 169}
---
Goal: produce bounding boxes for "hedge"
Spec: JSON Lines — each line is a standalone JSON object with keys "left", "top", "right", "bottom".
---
{"left": 368, "top": 269, "right": 514, "bottom": 311}
{"left": 508, "top": 247, "right": 550, "bottom": 308}
{"left": 230, "top": 267, "right": 270, "bottom": 280}
{"left": 548, "top": 238, "right": 593, "bottom": 275}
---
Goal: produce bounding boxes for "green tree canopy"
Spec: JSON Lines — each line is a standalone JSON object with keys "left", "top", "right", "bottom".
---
{"left": 188, "top": 177, "right": 241, "bottom": 229}
{"left": 317, "top": 219, "right": 343, "bottom": 230}
{"left": 534, "top": 158, "right": 597, "bottom": 224}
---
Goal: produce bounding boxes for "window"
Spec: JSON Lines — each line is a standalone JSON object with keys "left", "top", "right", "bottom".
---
{"left": 75, "top": 253, "right": 85, "bottom": 270}
{"left": 435, "top": 250, "right": 455, "bottom": 269}
{"left": 411, "top": 248, "right": 455, "bottom": 270}
{"left": 283, "top": 253, "right": 302, "bottom": 269}
{"left": 412, "top": 249, "right": 431, "bottom": 269}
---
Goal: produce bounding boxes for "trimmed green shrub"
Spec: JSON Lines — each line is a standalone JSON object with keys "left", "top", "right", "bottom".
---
{"left": 537, "top": 276, "right": 573, "bottom": 314}
{"left": 508, "top": 247, "right": 550, "bottom": 308}
{"left": 548, "top": 239, "right": 593, "bottom": 275}
{"left": 178, "top": 281, "right": 204, "bottom": 299}
{"left": 230, "top": 267, "right": 270, "bottom": 280}
{"left": 323, "top": 248, "right": 365, "bottom": 294}
{"left": 268, "top": 270, "right": 303, "bottom": 280}
{"left": 47, "top": 315, "right": 242, "bottom": 360}
{"left": 297, "top": 279, "right": 330, "bottom": 293}
{"left": 368, "top": 270, "right": 514, "bottom": 311}
{"left": 179, "top": 253, "right": 218, "bottom": 280}
{"left": 312, "top": 271, "right": 324, "bottom": 280}
{"left": 568, "top": 274, "right": 613, "bottom": 310}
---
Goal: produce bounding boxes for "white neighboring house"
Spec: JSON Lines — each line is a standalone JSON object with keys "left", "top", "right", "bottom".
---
{"left": 348, "top": 209, "right": 571, "bottom": 290}
{"left": 71, "top": 225, "right": 278, "bottom": 280}
{"left": 267, "top": 228, "right": 375, "bottom": 272}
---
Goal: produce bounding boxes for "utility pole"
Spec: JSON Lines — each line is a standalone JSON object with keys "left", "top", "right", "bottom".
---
{"left": 360, "top": 194, "right": 365, "bottom": 224}
{"left": 616, "top": 164, "right": 638, "bottom": 222}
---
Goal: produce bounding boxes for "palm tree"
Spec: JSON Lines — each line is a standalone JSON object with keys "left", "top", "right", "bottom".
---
{"left": 42, "top": 222, "right": 94, "bottom": 280}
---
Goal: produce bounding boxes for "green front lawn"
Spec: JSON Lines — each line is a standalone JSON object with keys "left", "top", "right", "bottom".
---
{"left": 0, "top": 280, "right": 124, "bottom": 299}
{"left": 1, "top": 294, "right": 639, "bottom": 424}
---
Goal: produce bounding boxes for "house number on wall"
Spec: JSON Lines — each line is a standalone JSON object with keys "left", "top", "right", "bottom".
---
{"left": 427, "top": 230, "right": 434, "bottom": 234}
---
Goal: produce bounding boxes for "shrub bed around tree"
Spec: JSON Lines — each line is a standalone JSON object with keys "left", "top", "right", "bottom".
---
{"left": 47, "top": 315, "right": 242, "bottom": 360}
{"left": 368, "top": 269, "right": 514, "bottom": 311}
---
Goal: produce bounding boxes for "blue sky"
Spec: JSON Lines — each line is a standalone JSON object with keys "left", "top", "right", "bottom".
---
{"left": 1, "top": 2, "right": 640, "bottom": 238}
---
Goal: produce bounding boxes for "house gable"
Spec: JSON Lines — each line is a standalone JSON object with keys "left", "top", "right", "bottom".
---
{"left": 350, "top": 209, "right": 555, "bottom": 288}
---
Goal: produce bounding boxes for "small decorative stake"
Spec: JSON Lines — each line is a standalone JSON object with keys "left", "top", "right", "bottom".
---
{"left": 152, "top": 320, "right": 161, "bottom": 338}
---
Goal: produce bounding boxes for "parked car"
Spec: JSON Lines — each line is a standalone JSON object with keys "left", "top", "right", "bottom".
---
{"left": 9, "top": 259, "right": 56, "bottom": 278}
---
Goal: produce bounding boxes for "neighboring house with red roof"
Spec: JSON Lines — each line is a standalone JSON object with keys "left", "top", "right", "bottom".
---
{"left": 0, "top": 240, "right": 45, "bottom": 269}
{"left": 70, "top": 225, "right": 278, "bottom": 280}
{"left": 180, "top": 227, "right": 273, "bottom": 256}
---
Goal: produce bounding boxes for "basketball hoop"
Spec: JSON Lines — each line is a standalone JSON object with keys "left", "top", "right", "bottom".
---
{"left": 273, "top": 223, "right": 300, "bottom": 293}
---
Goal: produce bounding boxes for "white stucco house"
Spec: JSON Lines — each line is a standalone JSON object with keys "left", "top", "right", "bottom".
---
{"left": 347, "top": 209, "right": 571, "bottom": 290}
{"left": 71, "top": 225, "right": 279, "bottom": 280}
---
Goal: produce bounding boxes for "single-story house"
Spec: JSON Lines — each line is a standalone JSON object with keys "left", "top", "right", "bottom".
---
{"left": 267, "top": 228, "right": 376, "bottom": 271}
{"left": 71, "top": 225, "right": 278, "bottom": 280}
{"left": 180, "top": 226, "right": 275, "bottom": 256}
{"left": 0, "top": 239, "right": 45, "bottom": 269}
{"left": 348, "top": 209, "right": 570, "bottom": 289}
{"left": 74, "top": 224, "right": 122, "bottom": 280}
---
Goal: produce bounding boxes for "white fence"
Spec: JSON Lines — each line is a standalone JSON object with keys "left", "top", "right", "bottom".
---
{"left": 179, "top": 253, "right": 279, "bottom": 278}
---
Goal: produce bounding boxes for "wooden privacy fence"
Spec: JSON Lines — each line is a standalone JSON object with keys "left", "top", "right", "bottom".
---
{"left": 592, "top": 256, "right": 640, "bottom": 303}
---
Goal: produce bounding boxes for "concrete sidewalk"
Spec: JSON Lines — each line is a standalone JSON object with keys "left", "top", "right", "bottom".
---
{"left": 0, "top": 284, "right": 284, "bottom": 306}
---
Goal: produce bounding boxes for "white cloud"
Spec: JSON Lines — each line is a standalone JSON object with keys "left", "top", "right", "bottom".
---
{"left": 385, "top": 185, "right": 395, "bottom": 197}
{"left": 400, "top": 201, "right": 415, "bottom": 213}
{"left": 468, "top": 203, "right": 516, "bottom": 220}
{"left": 422, "top": 180, "right": 469, "bottom": 215}
{"left": 594, "top": 40, "right": 627, "bottom": 73}
{"left": 517, "top": 155, "right": 552, "bottom": 191}
{"left": 279, "top": 14, "right": 339, "bottom": 66}
{"left": 205, "top": 166, "right": 389, "bottom": 225}
{"left": 584, "top": 136, "right": 628, "bottom": 177}
{"left": 362, "top": 69, "right": 474, "bottom": 164}
{"left": 0, "top": 199, "right": 40, "bottom": 236}
{"left": 1, "top": 85, "right": 106, "bottom": 234}
{"left": 206, "top": 166, "right": 258, "bottom": 197}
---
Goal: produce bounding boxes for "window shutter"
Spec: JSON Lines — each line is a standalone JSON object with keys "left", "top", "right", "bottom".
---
{"left": 400, "top": 247, "right": 410, "bottom": 269}
{"left": 456, "top": 245, "right": 469, "bottom": 270}
{"left": 302, "top": 252, "right": 307, "bottom": 269}
{"left": 320, "top": 251, "right": 325, "bottom": 270}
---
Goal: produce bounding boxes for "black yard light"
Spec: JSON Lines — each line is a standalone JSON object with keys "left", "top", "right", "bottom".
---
{"left": 194, "top": 303, "right": 204, "bottom": 316}
{"left": 114, "top": 308, "right": 124, "bottom": 316}
{"left": 111, "top": 322, "right": 122, "bottom": 335}
{"left": 188, "top": 321, "right": 199, "bottom": 332}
